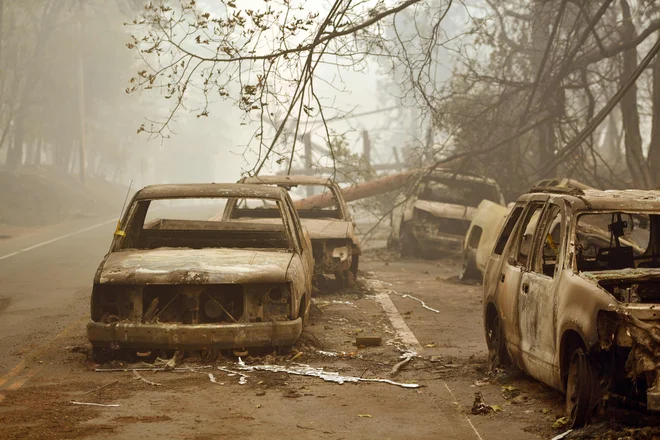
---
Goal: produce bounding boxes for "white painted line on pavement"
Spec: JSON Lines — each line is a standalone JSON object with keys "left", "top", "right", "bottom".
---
{"left": 0, "top": 219, "right": 116, "bottom": 261}
{"left": 366, "top": 279, "right": 422, "bottom": 352}
{"left": 444, "top": 382, "right": 485, "bottom": 440}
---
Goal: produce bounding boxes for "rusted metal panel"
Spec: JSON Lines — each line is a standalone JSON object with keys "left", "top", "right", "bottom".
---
{"left": 135, "top": 183, "right": 284, "bottom": 200}
{"left": 87, "top": 318, "right": 303, "bottom": 350}
{"left": 99, "top": 248, "right": 293, "bottom": 285}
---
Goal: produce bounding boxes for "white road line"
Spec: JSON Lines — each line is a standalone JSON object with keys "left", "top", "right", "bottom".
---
{"left": 444, "top": 382, "right": 485, "bottom": 440}
{"left": 366, "top": 279, "right": 422, "bottom": 352}
{"left": 0, "top": 219, "right": 116, "bottom": 261}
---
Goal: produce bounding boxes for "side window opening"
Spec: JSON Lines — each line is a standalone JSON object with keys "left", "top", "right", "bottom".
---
{"left": 533, "top": 204, "right": 562, "bottom": 277}
{"left": 494, "top": 206, "right": 524, "bottom": 255}
{"left": 468, "top": 226, "right": 483, "bottom": 249}
{"left": 515, "top": 204, "right": 544, "bottom": 269}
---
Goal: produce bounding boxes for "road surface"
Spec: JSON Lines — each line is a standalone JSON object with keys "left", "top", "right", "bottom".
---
{"left": 0, "top": 215, "right": 567, "bottom": 440}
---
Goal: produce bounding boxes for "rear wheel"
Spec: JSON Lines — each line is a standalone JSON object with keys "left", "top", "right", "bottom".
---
{"left": 566, "top": 347, "right": 596, "bottom": 428}
{"left": 400, "top": 223, "right": 418, "bottom": 258}
{"left": 460, "top": 248, "right": 481, "bottom": 281}
{"left": 486, "top": 312, "right": 508, "bottom": 370}
{"left": 335, "top": 269, "right": 355, "bottom": 289}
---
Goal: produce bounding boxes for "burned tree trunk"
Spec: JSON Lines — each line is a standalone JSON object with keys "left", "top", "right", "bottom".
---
{"left": 648, "top": 37, "right": 660, "bottom": 186}
{"left": 619, "top": 0, "right": 653, "bottom": 189}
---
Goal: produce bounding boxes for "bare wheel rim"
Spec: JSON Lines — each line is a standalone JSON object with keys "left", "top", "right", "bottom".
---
{"left": 565, "top": 348, "right": 593, "bottom": 428}
{"left": 487, "top": 316, "right": 501, "bottom": 369}
{"left": 566, "top": 354, "right": 580, "bottom": 421}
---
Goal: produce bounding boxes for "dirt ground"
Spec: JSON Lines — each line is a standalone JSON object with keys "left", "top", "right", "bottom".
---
{"left": 0, "top": 233, "right": 658, "bottom": 439}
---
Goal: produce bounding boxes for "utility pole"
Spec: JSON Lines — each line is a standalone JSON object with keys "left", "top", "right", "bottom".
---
{"left": 77, "top": 0, "right": 86, "bottom": 183}
{"left": 362, "top": 130, "right": 371, "bottom": 167}
{"left": 303, "top": 133, "right": 313, "bottom": 196}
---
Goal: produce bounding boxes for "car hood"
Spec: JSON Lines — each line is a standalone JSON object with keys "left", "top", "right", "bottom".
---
{"left": 98, "top": 248, "right": 293, "bottom": 285}
{"left": 413, "top": 200, "right": 477, "bottom": 221}
{"left": 580, "top": 268, "right": 660, "bottom": 284}
{"left": 300, "top": 219, "right": 351, "bottom": 240}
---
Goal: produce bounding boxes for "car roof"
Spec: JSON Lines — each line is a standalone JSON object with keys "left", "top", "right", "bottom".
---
{"left": 424, "top": 169, "right": 499, "bottom": 186}
{"left": 523, "top": 188, "right": 660, "bottom": 211}
{"left": 134, "top": 183, "right": 285, "bottom": 200}
{"left": 242, "top": 175, "right": 334, "bottom": 186}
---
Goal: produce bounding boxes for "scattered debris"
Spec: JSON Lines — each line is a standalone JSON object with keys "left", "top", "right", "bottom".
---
{"left": 511, "top": 394, "right": 530, "bottom": 405}
{"left": 390, "top": 291, "right": 440, "bottom": 313}
{"left": 424, "top": 342, "right": 437, "bottom": 348}
{"left": 96, "top": 366, "right": 212, "bottom": 373}
{"left": 552, "top": 417, "right": 569, "bottom": 429}
{"left": 132, "top": 370, "right": 162, "bottom": 386}
{"left": 236, "top": 362, "right": 420, "bottom": 388}
{"left": 551, "top": 430, "right": 573, "bottom": 440}
{"left": 316, "top": 350, "right": 361, "bottom": 359}
{"left": 83, "top": 381, "right": 119, "bottom": 395}
{"left": 356, "top": 336, "right": 382, "bottom": 347}
{"left": 217, "top": 366, "right": 249, "bottom": 385}
{"left": 207, "top": 373, "right": 223, "bottom": 385}
{"left": 471, "top": 379, "right": 489, "bottom": 387}
{"left": 70, "top": 401, "right": 119, "bottom": 407}
{"left": 390, "top": 351, "right": 416, "bottom": 376}
{"left": 501, "top": 385, "right": 520, "bottom": 399}
{"left": 470, "top": 392, "right": 500, "bottom": 415}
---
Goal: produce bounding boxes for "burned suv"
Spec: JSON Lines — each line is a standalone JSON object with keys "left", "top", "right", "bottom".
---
{"left": 389, "top": 170, "right": 505, "bottom": 258}
{"left": 484, "top": 185, "right": 660, "bottom": 427}
{"left": 87, "top": 184, "right": 314, "bottom": 359}
{"left": 231, "top": 176, "right": 360, "bottom": 288}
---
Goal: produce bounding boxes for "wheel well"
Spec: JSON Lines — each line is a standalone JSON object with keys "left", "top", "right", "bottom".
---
{"left": 485, "top": 302, "right": 498, "bottom": 330}
{"left": 560, "top": 330, "right": 586, "bottom": 389}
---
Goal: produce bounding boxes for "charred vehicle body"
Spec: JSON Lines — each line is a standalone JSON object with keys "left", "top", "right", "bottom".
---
{"left": 462, "top": 179, "right": 590, "bottom": 280}
{"left": 389, "top": 170, "right": 505, "bottom": 258}
{"left": 484, "top": 185, "right": 660, "bottom": 427}
{"left": 88, "top": 184, "right": 314, "bottom": 358}
{"left": 231, "top": 176, "right": 360, "bottom": 288}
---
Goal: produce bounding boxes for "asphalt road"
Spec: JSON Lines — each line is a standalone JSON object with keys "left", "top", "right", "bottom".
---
{"left": 0, "top": 215, "right": 116, "bottom": 375}
{"left": 0, "top": 215, "right": 564, "bottom": 440}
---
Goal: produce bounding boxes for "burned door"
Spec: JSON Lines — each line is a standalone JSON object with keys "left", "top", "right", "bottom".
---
{"left": 495, "top": 202, "right": 545, "bottom": 361}
{"left": 518, "top": 202, "right": 563, "bottom": 386}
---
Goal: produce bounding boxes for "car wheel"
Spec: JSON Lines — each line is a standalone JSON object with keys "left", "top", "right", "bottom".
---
{"left": 486, "top": 312, "right": 508, "bottom": 370}
{"left": 460, "top": 248, "right": 481, "bottom": 281}
{"left": 300, "top": 294, "right": 310, "bottom": 327}
{"left": 566, "top": 347, "right": 596, "bottom": 428}
{"left": 400, "top": 223, "right": 418, "bottom": 258}
{"left": 92, "top": 347, "right": 113, "bottom": 364}
{"left": 334, "top": 269, "right": 355, "bottom": 289}
{"left": 350, "top": 255, "right": 359, "bottom": 281}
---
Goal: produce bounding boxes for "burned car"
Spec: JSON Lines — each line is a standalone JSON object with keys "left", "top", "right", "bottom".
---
{"left": 389, "top": 170, "right": 505, "bottom": 258}
{"left": 87, "top": 184, "right": 314, "bottom": 359}
{"left": 461, "top": 200, "right": 512, "bottom": 280}
{"left": 484, "top": 185, "right": 660, "bottom": 427}
{"left": 229, "top": 175, "right": 360, "bottom": 288}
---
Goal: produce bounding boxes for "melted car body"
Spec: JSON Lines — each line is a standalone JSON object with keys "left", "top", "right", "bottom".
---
{"left": 87, "top": 184, "right": 314, "bottom": 355}
{"left": 230, "top": 176, "right": 360, "bottom": 288}
{"left": 483, "top": 185, "right": 660, "bottom": 426}
{"left": 389, "top": 170, "right": 505, "bottom": 258}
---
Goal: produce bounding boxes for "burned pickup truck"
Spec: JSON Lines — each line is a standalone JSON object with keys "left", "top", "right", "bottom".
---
{"left": 484, "top": 185, "right": 660, "bottom": 427}
{"left": 389, "top": 170, "right": 505, "bottom": 258}
{"left": 87, "top": 184, "right": 314, "bottom": 359}
{"left": 230, "top": 176, "right": 360, "bottom": 288}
